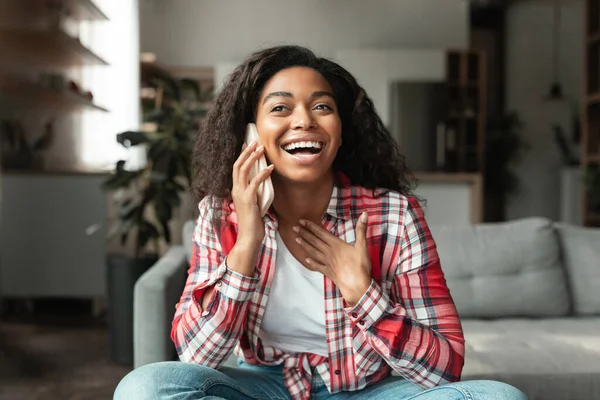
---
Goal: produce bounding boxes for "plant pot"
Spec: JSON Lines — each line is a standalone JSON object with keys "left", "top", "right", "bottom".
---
{"left": 106, "top": 253, "right": 158, "bottom": 366}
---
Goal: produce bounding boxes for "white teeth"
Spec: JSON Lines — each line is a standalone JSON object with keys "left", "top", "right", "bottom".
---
{"left": 282, "top": 141, "right": 323, "bottom": 151}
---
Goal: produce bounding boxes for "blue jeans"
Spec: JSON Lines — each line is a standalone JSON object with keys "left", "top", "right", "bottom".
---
{"left": 114, "top": 360, "right": 528, "bottom": 400}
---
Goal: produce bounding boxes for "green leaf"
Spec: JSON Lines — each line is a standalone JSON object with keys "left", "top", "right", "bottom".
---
{"left": 180, "top": 78, "right": 201, "bottom": 101}
{"left": 160, "top": 220, "right": 171, "bottom": 244}
{"left": 138, "top": 220, "right": 160, "bottom": 251}
{"left": 120, "top": 232, "right": 128, "bottom": 245}
{"left": 117, "top": 131, "right": 150, "bottom": 147}
{"left": 154, "top": 197, "right": 172, "bottom": 222}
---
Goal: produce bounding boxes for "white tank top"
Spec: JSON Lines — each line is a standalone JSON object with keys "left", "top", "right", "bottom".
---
{"left": 258, "top": 232, "right": 328, "bottom": 357}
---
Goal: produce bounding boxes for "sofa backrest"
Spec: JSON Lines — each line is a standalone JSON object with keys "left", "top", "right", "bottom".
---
{"left": 554, "top": 223, "right": 600, "bottom": 316}
{"left": 183, "top": 220, "right": 195, "bottom": 262}
{"left": 430, "top": 217, "right": 571, "bottom": 318}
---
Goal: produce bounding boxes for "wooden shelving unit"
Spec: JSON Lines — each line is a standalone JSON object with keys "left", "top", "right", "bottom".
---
{"left": 583, "top": 0, "right": 600, "bottom": 227}
{"left": 0, "top": 80, "right": 108, "bottom": 112}
{"left": 0, "top": 28, "right": 109, "bottom": 70}
{"left": 442, "top": 50, "right": 487, "bottom": 173}
{"left": 0, "top": 0, "right": 108, "bottom": 26}
{"left": 0, "top": 0, "right": 109, "bottom": 115}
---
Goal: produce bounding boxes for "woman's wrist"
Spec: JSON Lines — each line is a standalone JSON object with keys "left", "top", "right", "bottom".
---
{"left": 341, "top": 277, "right": 372, "bottom": 307}
{"left": 225, "top": 242, "right": 261, "bottom": 277}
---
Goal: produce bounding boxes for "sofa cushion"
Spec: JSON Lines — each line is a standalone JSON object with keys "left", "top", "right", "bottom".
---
{"left": 461, "top": 317, "right": 600, "bottom": 400}
{"left": 430, "top": 217, "right": 570, "bottom": 318}
{"left": 555, "top": 223, "right": 600, "bottom": 315}
{"left": 183, "top": 220, "right": 195, "bottom": 262}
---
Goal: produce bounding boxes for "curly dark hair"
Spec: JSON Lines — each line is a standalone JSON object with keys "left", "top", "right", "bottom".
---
{"left": 192, "top": 45, "right": 415, "bottom": 206}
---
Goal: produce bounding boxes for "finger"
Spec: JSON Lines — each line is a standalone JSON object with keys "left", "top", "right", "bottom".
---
{"left": 232, "top": 141, "right": 258, "bottom": 184}
{"left": 298, "top": 219, "right": 335, "bottom": 246}
{"left": 247, "top": 164, "right": 275, "bottom": 193}
{"left": 238, "top": 145, "right": 265, "bottom": 186}
{"left": 294, "top": 225, "right": 329, "bottom": 254}
{"left": 301, "top": 256, "right": 327, "bottom": 274}
{"left": 354, "top": 212, "right": 368, "bottom": 250}
{"left": 294, "top": 234, "right": 327, "bottom": 265}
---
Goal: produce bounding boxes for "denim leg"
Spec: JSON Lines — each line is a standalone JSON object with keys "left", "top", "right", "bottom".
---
{"left": 405, "top": 379, "right": 528, "bottom": 400}
{"left": 114, "top": 361, "right": 292, "bottom": 400}
{"left": 311, "top": 375, "right": 527, "bottom": 400}
{"left": 311, "top": 375, "right": 422, "bottom": 400}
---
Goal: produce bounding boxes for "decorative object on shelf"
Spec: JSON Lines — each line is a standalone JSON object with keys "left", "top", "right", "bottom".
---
{"left": 483, "top": 112, "right": 529, "bottom": 222}
{"left": 0, "top": 74, "right": 107, "bottom": 113}
{"left": 101, "top": 61, "right": 210, "bottom": 366}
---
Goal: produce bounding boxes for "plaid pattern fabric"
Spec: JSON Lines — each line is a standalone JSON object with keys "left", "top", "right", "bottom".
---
{"left": 171, "top": 175, "right": 465, "bottom": 400}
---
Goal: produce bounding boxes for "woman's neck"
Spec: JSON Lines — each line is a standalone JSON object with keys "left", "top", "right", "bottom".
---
{"left": 271, "top": 171, "right": 335, "bottom": 227}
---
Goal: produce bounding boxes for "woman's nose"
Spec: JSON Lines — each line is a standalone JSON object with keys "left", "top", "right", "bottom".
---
{"left": 291, "top": 109, "right": 316, "bottom": 130}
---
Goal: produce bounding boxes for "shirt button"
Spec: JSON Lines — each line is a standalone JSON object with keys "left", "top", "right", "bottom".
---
{"left": 216, "top": 282, "right": 222, "bottom": 287}
{"left": 334, "top": 369, "right": 341, "bottom": 375}
{"left": 351, "top": 312, "right": 358, "bottom": 318}
{"left": 359, "top": 320, "right": 365, "bottom": 325}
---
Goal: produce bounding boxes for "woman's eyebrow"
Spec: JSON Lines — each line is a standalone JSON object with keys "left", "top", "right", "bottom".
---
{"left": 262, "top": 90, "right": 336, "bottom": 104}
{"left": 263, "top": 91, "right": 293, "bottom": 104}
{"left": 311, "top": 91, "right": 335, "bottom": 100}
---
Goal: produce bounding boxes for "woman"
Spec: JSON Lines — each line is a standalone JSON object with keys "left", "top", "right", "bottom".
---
{"left": 115, "top": 45, "right": 526, "bottom": 400}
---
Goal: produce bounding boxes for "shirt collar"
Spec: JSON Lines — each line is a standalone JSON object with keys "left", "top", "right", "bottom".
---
{"left": 324, "top": 171, "right": 353, "bottom": 221}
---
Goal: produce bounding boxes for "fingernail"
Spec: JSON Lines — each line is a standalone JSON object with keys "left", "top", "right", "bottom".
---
{"left": 305, "top": 258, "right": 311, "bottom": 264}
{"left": 299, "top": 220, "right": 306, "bottom": 226}
{"left": 292, "top": 226, "right": 299, "bottom": 232}
{"left": 360, "top": 212, "right": 368, "bottom": 223}
{"left": 295, "top": 237, "right": 301, "bottom": 244}
{"left": 257, "top": 145, "right": 264, "bottom": 151}
{"left": 242, "top": 143, "right": 247, "bottom": 150}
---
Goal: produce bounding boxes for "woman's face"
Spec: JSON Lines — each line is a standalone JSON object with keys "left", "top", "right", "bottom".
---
{"left": 254, "top": 66, "right": 342, "bottom": 185}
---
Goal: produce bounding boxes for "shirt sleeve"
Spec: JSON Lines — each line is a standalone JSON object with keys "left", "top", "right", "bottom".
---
{"left": 170, "top": 197, "right": 259, "bottom": 368}
{"left": 344, "top": 196, "right": 465, "bottom": 387}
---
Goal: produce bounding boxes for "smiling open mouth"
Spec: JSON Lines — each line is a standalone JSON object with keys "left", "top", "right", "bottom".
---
{"left": 282, "top": 141, "right": 323, "bottom": 155}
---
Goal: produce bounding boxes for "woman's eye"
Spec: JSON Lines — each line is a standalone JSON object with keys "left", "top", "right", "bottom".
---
{"left": 271, "top": 105, "right": 287, "bottom": 112}
{"left": 315, "top": 104, "right": 333, "bottom": 111}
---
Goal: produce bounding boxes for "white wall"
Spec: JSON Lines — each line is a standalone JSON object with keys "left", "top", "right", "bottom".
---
{"left": 505, "top": 0, "right": 584, "bottom": 221}
{"left": 140, "top": 0, "right": 468, "bottom": 66}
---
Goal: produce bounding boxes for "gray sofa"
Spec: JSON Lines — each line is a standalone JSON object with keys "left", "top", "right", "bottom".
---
{"left": 133, "top": 217, "right": 600, "bottom": 400}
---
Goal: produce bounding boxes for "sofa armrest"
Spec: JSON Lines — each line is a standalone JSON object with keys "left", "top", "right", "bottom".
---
{"left": 133, "top": 246, "right": 188, "bottom": 368}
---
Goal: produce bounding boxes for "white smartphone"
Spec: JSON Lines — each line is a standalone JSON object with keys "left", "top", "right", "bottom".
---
{"left": 244, "top": 123, "right": 275, "bottom": 216}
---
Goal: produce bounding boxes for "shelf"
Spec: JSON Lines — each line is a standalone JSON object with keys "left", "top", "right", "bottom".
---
{"left": 0, "top": 28, "right": 109, "bottom": 70}
{"left": 0, "top": 0, "right": 108, "bottom": 25}
{"left": 1, "top": 81, "right": 109, "bottom": 113}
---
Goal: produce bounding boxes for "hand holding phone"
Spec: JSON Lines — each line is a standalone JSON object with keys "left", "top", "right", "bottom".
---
{"left": 244, "top": 123, "right": 275, "bottom": 216}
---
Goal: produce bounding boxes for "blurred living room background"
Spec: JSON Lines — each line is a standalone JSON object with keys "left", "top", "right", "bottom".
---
{"left": 0, "top": 0, "right": 599, "bottom": 399}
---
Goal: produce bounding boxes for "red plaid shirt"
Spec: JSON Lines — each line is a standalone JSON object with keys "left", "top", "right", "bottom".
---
{"left": 171, "top": 175, "right": 465, "bottom": 399}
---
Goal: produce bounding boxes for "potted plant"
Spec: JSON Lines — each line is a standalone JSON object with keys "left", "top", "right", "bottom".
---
{"left": 101, "top": 65, "right": 211, "bottom": 365}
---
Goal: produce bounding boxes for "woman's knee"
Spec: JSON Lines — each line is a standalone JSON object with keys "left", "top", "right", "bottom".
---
{"left": 462, "top": 380, "right": 528, "bottom": 400}
{"left": 113, "top": 361, "right": 219, "bottom": 400}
